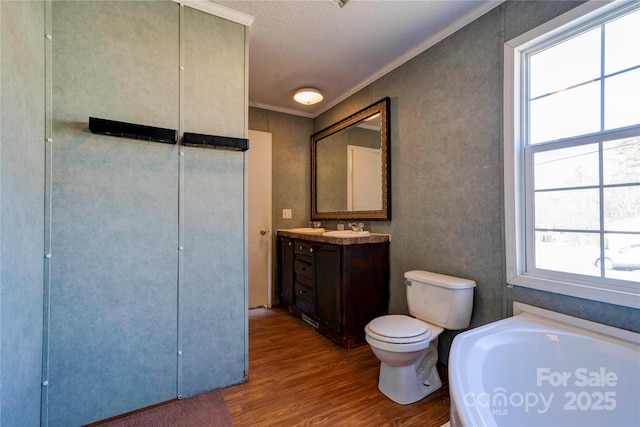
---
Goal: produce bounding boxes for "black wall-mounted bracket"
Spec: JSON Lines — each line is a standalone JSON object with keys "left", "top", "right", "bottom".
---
{"left": 89, "top": 117, "right": 178, "bottom": 144}
{"left": 182, "top": 132, "right": 249, "bottom": 151}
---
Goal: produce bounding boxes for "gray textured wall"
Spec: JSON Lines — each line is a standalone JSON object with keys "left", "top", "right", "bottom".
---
{"left": 47, "top": 3, "right": 247, "bottom": 424}
{"left": 273, "top": 0, "right": 638, "bottom": 363}
{"left": 0, "top": 2, "right": 46, "bottom": 426}
{"left": 249, "top": 108, "right": 313, "bottom": 232}
{"left": 249, "top": 108, "right": 313, "bottom": 303}
{"left": 48, "top": 4, "right": 181, "bottom": 424}
{"left": 1, "top": 1, "right": 248, "bottom": 425}
{"left": 180, "top": 6, "right": 247, "bottom": 398}
{"left": 315, "top": 8, "right": 508, "bottom": 362}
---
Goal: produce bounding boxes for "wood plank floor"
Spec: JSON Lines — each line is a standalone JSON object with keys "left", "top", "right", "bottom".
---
{"left": 222, "top": 307, "right": 451, "bottom": 426}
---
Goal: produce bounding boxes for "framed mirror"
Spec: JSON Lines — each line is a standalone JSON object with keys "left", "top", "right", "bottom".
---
{"left": 312, "top": 97, "right": 390, "bottom": 221}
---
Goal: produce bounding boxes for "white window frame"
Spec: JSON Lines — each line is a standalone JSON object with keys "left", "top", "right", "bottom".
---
{"left": 504, "top": 0, "right": 640, "bottom": 309}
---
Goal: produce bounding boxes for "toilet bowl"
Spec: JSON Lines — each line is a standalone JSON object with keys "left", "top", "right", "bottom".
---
{"left": 365, "top": 270, "right": 475, "bottom": 405}
{"left": 365, "top": 314, "right": 445, "bottom": 404}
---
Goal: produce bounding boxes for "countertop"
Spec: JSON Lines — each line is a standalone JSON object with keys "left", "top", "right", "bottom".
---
{"left": 277, "top": 229, "right": 390, "bottom": 245}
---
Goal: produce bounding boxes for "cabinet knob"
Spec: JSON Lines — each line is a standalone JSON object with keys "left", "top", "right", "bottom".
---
{"left": 309, "top": 248, "right": 314, "bottom": 253}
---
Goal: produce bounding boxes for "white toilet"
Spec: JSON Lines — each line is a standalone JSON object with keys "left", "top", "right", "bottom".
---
{"left": 365, "top": 270, "right": 475, "bottom": 405}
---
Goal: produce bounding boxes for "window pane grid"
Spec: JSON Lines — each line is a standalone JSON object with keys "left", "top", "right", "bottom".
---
{"left": 527, "top": 7, "right": 640, "bottom": 145}
{"left": 524, "top": 3, "right": 640, "bottom": 288}
{"left": 529, "top": 63, "right": 640, "bottom": 102}
{"left": 506, "top": 1, "right": 640, "bottom": 307}
{"left": 533, "top": 180, "right": 639, "bottom": 193}
{"left": 527, "top": 135, "right": 639, "bottom": 282}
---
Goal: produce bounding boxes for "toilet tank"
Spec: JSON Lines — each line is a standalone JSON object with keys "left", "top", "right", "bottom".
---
{"left": 405, "top": 270, "right": 476, "bottom": 330}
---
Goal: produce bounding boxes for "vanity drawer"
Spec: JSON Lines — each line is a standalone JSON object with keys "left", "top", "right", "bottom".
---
{"left": 294, "top": 282, "right": 314, "bottom": 313}
{"left": 294, "top": 241, "right": 315, "bottom": 256}
{"left": 294, "top": 258, "right": 313, "bottom": 286}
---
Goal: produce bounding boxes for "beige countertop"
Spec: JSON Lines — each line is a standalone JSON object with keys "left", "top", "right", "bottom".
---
{"left": 277, "top": 229, "right": 390, "bottom": 245}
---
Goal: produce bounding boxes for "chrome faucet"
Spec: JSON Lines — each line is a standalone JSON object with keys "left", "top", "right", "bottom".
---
{"left": 350, "top": 222, "right": 364, "bottom": 232}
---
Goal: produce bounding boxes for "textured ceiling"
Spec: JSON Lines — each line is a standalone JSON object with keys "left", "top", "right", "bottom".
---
{"left": 213, "top": 0, "right": 502, "bottom": 117}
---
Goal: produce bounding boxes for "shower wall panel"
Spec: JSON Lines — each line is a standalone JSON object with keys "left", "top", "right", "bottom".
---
{"left": 0, "top": 2, "right": 46, "bottom": 426}
{"left": 47, "top": 2, "right": 180, "bottom": 425}
{"left": 6, "top": 1, "right": 248, "bottom": 424}
{"left": 180, "top": 6, "right": 248, "bottom": 397}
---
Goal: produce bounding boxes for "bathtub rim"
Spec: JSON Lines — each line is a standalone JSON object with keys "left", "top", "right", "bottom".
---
{"left": 511, "top": 301, "right": 639, "bottom": 345}
{"left": 448, "top": 302, "right": 640, "bottom": 427}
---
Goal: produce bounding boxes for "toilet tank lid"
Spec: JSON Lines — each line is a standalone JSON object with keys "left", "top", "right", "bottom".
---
{"left": 404, "top": 270, "right": 476, "bottom": 289}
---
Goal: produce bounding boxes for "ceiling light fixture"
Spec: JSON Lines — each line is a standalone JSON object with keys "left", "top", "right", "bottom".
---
{"left": 293, "top": 88, "right": 323, "bottom": 105}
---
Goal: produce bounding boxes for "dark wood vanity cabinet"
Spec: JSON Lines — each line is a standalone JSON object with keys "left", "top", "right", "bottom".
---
{"left": 314, "top": 244, "right": 341, "bottom": 333}
{"left": 278, "top": 235, "right": 389, "bottom": 349}
{"left": 279, "top": 237, "right": 295, "bottom": 305}
{"left": 293, "top": 241, "right": 315, "bottom": 314}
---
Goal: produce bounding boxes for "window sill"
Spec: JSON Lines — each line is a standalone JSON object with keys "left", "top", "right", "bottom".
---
{"left": 507, "top": 273, "right": 640, "bottom": 309}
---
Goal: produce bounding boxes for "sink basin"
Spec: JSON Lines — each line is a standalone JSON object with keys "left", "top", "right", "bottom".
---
{"left": 287, "top": 227, "right": 326, "bottom": 235}
{"left": 322, "top": 230, "right": 370, "bottom": 238}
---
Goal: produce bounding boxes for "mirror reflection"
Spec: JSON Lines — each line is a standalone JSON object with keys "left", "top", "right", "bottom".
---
{"left": 312, "top": 97, "right": 390, "bottom": 221}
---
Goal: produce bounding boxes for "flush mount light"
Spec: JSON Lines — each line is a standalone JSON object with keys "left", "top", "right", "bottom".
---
{"left": 293, "top": 88, "right": 323, "bottom": 105}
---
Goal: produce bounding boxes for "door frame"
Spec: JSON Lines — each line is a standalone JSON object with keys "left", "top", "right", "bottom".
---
{"left": 248, "top": 130, "right": 272, "bottom": 307}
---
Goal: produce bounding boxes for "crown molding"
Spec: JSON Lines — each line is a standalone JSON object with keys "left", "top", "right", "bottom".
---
{"left": 172, "top": 0, "right": 255, "bottom": 27}
{"left": 249, "top": 101, "right": 315, "bottom": 119}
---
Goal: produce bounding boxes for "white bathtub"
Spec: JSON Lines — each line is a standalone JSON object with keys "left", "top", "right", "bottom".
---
{"left": 449, "top": 302, "right": 640, "bottom": 427}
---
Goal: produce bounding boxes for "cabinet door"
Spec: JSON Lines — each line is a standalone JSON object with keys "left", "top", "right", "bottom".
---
{"left": 315, "top": 244, "right": 341, "bottom": 332}
{"left": 280, "top": 237, "right": 294, "bottom": 304}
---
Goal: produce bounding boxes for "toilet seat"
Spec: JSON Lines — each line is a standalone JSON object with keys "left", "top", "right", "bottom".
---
{"left": 366, "top": 315, "right": 432, "bottom": 344}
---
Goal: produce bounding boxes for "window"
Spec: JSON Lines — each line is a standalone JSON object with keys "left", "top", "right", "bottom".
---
{"left": 504, "top": 1, "right": 640, "bottom": 308}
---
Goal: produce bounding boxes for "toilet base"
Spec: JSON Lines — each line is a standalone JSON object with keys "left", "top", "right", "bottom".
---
{"left": 377, "top": 338, "right": 442, "bottom": 405}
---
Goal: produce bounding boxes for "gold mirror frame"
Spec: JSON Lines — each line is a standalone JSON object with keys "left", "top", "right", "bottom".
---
{"left": 311, "top": 97, "right": 390, "bottom": 221}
